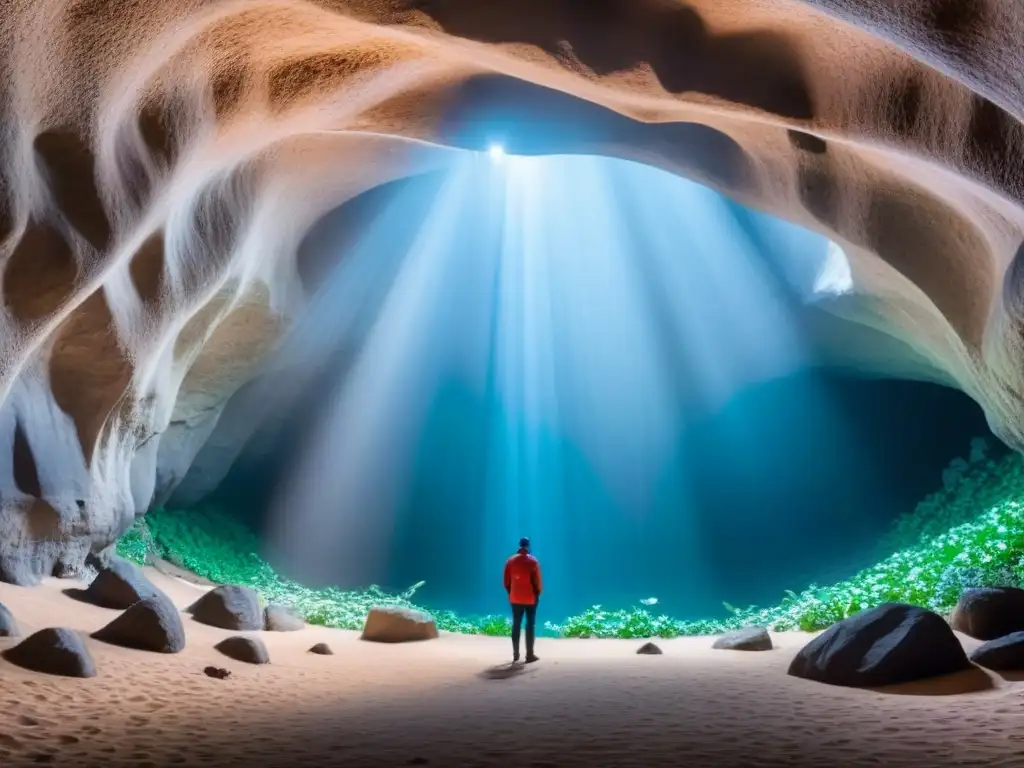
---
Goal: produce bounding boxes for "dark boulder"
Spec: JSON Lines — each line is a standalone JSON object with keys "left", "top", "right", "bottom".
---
{"left": 361, "top": 607, "right": 438, "bottom": 643}
{"left": 264, "top": 604, "right": 304, "bottom": 632}
{"left": 92, "top": 595, "right": 185, "bottom": 653}
{"left": 788, "top": 603, "right": 971, "bottom": 688}
{"left": 83, "top": 556, "right": 168, "bottom": 609}
{"left": 970, "top": 631, "right": 1024, "bottom": 670}
{"left": 713, "top": 626, "right": 773, "bottom": 651}
{"left": 1, "top": 628, "right": 96, "bottom": 678}
{"left": 215, "top": 635, "right": 270, "bottom": 664}
{"left": 187, "top": 586, "right": 263, "bottom": 631}
{"left": 309, "top": 642, "right": 334, "bottom": 655}
{"left": 636, "top": 642, "right": 662, "bottom": 655}
{"left": 950, "top": 587, "right": 1024, "bottom": 640}
{"left": 0, "top": 601, "right": 18, "bottom": 637}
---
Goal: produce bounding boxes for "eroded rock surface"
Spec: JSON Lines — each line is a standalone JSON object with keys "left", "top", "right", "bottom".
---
{"left": 0, "top": 1, "right": 1023, "bottom": 576}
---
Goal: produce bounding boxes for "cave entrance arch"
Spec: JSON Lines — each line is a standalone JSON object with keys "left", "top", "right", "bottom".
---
{"left": 185, "top": 122, "right": 998, "bottom": 622}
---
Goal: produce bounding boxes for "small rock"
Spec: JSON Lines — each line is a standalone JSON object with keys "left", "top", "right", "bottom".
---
{"left": 0, "top": 600, "right": 19, "bottom": 638}
{"left": 636, "top": 642, "right": 662, "bottom": 655}
{"left": 713, "top": 627, "right": 772, "bottom": 651}
{"left": 1, "top": 628, "right": 96, "bottom": 678}
{"left": 215, "top": 635, "right": 270, "bottom": 664}
{"left": 204, "top": 666, "right": 231, "bottom": 679}
{"left": 950, "top": 587, "right": 1024, "bottom": 640}
{"left": 92, "top": 595, "right": 185, "bottom": 653}
{"left": 187, "top": 585, "right": 263, "bottom": 631}
{"left": 309, "top": 642, "right": 334, "bottom": 655}
{"left": 83, "top": 556, "right": 169, "bottom": 610}
{"left": 264, "top": 604, "right": 304, "bottom": 632}
{"left": 361, "top": 606, "right": 438, "bottom": 643}
{"left": 788, "top": 603, "right": 970, "bottom": 688}
{"left": 970, "top": 630, "right": 1024, "bottom": 670}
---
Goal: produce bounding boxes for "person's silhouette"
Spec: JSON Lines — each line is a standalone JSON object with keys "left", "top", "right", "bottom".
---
{"left": 503, "top": 537, "right": 542, "bottom": 663}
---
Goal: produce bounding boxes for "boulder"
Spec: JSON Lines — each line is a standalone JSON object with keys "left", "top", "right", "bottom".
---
{"left": 0, "top": 601, "right": 18, "bottom": 637}
{"left": 1, "top": 628, "right": 96, "bottom": 678}
{"left": 309, "top": 642, "right": 333, "bottom": 655}
{"left": 92, "top": 595, "right": 185, "bottom": 653}
{"left": 361, "top": 607, "right": 438, "bottom": 643}
{"left": 215, "top": 635, "right": 270, "bottom": 664}
{"left": 950, "top": 587, "right": 1024, "bottom": 640}
{"left": 264, "top": 604, "right": 304, "bottom": 632}
{"left": 636, "top": 641, "right": 662, "bottom": 655}
{"left": 187, "top": 585, "right": 263, "bottom": 631}
{"left": 83, "top": 556, "right": 169, "bottom": 609}
{"left": 713, "top": 626, "right": 772, "bottom": 651}
{"left": 788, "top": 603, "right": 970, "bottom": 688}
{"left": 969, "top": 631, "right": 1024, "bottom": 670}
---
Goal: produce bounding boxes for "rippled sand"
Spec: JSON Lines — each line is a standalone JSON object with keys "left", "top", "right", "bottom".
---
{"left": 1, "top": 569, "right": 1023, "bottom": 767}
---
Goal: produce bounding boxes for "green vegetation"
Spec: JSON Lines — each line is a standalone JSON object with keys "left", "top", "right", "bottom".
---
{"left": 117, "top": 438, "right": 1024, "bottom": 638}
{"left": 117, "top": 506, "right": 514, "bottom": 635}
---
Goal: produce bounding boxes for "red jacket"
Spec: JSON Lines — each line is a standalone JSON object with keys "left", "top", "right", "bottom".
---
{"left": 504, "top": 549, "right": 542, "bottom": 605}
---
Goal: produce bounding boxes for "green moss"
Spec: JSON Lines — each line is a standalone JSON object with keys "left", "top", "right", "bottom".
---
{"left": 117, "top": 445, "right": 1024, "bottom": 638}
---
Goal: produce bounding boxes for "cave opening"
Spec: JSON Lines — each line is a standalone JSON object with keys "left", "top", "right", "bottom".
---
{"left": 179, "top": 148, "right": 1002, "bottom": 625}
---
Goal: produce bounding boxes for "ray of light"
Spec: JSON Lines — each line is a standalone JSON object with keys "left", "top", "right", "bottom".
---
{"left": 263, "top": 148, "right": 869, "bottom": 619}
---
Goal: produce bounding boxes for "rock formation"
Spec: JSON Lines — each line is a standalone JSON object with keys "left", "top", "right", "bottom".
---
{"left": 950, "top": 587, "right": 1024, "bottom": 640}
{"left": 81, "top": 555, "right": 170, "bottom": 610}
{"left": 187, "top": 585, "right": 263, "bottom": 631}
{"left": 362, "top": 606, "right": 438, "bottom": 642}
{"left": 1, "top": 1, "right": 1024, "bottom": 577}
{"left": 788, "top": 603, "right": 971, "bottom": 687}
{"left": 1, "top": 627, "right": 97, "bottom": 678}
{"left": 264, "top": 604, "right": 304, "bottom": 632}
{"left": 92, "top": 594, "right": 187, "bottom": 653}
{"left": 215, "top": 635, "right": 270, "bottom": 664}
{"left": 969, "top": 630, "right": 1024, "bottom": 671}
{"left": 712, "top": 627, "right": 773, "bottom": 651}
{"left": 0, "top": 600, "right": 18, "bottom": 637}
{"left": 636, "top": 641, "right": 663, "bottom": 655}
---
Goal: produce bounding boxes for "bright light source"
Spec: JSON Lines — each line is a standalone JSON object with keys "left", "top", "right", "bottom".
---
{"left": 488, "top": 144, "right": 506, "bottom": 162}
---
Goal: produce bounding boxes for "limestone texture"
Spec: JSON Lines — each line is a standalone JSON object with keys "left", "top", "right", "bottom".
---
{"left": 0, "top": 0, "right": 1023, "bottom": 577}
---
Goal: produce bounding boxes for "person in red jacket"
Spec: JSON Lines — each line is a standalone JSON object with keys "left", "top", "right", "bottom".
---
{"left": 503, "top": 537, "right": 543, "bottom": 663}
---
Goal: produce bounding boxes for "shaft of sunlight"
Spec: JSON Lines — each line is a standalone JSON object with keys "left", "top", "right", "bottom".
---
{"left": 265, "top": 148, "right": 860, "bottom": 617}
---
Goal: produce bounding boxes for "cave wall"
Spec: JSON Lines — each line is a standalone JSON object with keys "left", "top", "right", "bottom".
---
{"left": 0, "top": 0, "right": 1023, "bottom": 581}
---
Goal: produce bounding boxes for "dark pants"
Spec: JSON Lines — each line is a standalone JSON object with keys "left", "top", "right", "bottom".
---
{"left": 511, "top": 602, "right": 537, "bottom": 658}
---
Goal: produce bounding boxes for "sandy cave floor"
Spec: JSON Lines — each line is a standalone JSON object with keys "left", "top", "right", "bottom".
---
{"left": 1, "top": 570, "right": 1024, "bottom": 767}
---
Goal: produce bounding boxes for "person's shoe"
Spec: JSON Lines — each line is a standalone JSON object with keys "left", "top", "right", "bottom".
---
{"left": 513, "top": 652, "right": 521, "bottom": 663}
{"left": 525, "top": 654, "right": 539, "bottom": 663}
